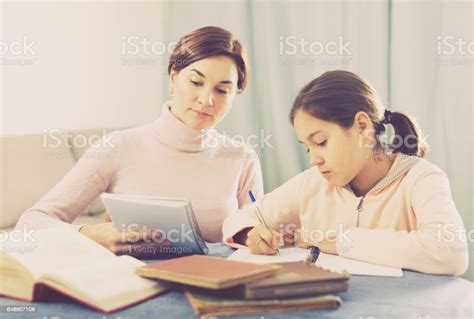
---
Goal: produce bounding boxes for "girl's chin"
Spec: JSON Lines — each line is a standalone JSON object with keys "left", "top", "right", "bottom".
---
{"left": 325, "top": 176, "right": 347, "bottom": 187}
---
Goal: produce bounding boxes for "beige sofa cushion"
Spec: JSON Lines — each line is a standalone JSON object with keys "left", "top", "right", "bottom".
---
{"left": 0, "top": 134, "right": 77, "bottom": 229}
{"left": 0, "top": 127, "right": 128, "bottom": 228}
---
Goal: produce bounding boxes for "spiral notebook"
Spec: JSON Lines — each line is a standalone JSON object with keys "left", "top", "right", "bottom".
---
{"left": 101, "top": 193, "right": 208, "bottom": 255}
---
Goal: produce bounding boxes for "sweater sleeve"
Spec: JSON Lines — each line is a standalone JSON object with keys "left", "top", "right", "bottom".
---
{"left": 223, "top": 170, "right": 307, "bottom": 248}
{"left": 236, "top": 148, "right": 264, "bottom": 208}
{"left": 336, "top": 170, "right": 469, "bottom": 276}
{"left": 15, "top": 132, "right": 124, "bottom": 231}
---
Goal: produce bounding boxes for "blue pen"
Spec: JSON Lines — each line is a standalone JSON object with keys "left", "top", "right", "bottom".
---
{"left": 248, "top": 191, "right": 279, "bottom": 254}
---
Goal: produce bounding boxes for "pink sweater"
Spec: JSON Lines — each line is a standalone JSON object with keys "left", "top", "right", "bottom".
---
{"left": 223, "top": 154, "right": 469, "bottom": 276}
{"left": 16, "top": 102, "right": 264, "bottom": 242}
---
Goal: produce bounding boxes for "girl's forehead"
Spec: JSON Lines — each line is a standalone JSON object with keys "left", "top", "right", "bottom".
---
{"left": 294, "top": 110, "right": 336, "bottom": 131}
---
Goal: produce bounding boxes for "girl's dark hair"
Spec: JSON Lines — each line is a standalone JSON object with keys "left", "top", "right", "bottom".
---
{"left": 289, "top": 70, "right": 428, "bottom": 157}
{"left": 168, "top": 26, "right": 249, "bottom": 92}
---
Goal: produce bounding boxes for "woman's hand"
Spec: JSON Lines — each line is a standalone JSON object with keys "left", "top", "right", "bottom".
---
{"left": 79, "top": 222, "right": 168, "bottom": 257}
{"left": 293, "top": 228, "right": 338, "bottom": 255}
{"left": 244, "top": 224, "right": 281, "bottom": 255}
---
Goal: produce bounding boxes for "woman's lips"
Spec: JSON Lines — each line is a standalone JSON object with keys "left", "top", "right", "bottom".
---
{"left": 192, "top": 110, "right": 211, "bottom": 118}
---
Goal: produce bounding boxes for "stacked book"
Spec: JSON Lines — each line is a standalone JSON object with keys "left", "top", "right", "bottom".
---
{"left": 137, "top": 254, "right": 349, "bottom": 317}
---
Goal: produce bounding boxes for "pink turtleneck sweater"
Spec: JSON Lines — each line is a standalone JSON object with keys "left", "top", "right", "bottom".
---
{"left": 16, "top": 102, "right": 264, "bottom": 242}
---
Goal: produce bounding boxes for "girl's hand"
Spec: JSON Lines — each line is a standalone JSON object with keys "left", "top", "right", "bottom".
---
{"left": 244, "top": 224, "right": 280, "bottom": 255}
{"left": 293, "top": 228, "right": 338, "bottom": 255}
{"left": 79, "top": 222, "right": 168, "bottom": 257}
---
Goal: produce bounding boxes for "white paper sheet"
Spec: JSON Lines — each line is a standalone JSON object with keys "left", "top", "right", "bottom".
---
{"left": 228, "top": 247, "right": 403, "bottom": 277}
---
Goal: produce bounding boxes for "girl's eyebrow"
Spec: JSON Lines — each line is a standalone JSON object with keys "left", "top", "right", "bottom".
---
{"left": 190, "top": 69, "right": 234, "bottom": 85}
{"left": 298, "top": 130, "right": 323, "bottom": 144}
{"left": 306, "top": 130, "right": 323, "bottom": 141}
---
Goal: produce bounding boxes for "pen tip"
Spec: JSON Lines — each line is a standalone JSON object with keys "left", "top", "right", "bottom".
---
{"left": 248, "top": 190, "right": 256, "bottom": 202}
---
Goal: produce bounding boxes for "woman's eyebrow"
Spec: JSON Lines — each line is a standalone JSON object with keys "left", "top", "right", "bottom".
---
{"left": 190, "top": 69, "right": 205, "bottom": 77}
{"left": 190, "top": 68, "right": 234, "bottom": 85}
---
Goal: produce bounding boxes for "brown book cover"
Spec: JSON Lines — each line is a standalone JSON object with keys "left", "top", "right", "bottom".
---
{"left": 185, "top": 290, "right": 342, "bottom": 318}
{"left": 136, "top": 255, "right": 281, "bottom": 289}
{"left": 245, "top": 261, "right": 349, "bottom": 298}
{"left": 188, "top": 261, "right": 349, "bottom": 299}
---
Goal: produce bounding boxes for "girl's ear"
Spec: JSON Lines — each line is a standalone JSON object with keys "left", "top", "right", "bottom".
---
{"left": 354, "top": 111, "right": 371, "bottom": 133}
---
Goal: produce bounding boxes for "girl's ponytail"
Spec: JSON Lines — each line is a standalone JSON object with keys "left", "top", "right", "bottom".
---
{"left": 381, "top": 109, "right": 429, "bottom": 158}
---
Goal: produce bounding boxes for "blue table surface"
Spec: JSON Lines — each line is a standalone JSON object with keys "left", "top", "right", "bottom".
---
{"left": 1, "top": 243, "right": 473, "bottom": 319}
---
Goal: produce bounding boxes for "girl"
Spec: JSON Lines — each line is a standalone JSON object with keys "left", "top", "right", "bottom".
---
{"left": 16, "top": 26, "right": 263, "bottom": 255}
{"left": 223, "top": 70, "right": 468, "bottom": 276}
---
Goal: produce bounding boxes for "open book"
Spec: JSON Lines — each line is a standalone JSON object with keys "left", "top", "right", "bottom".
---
{"left": 0, "top": 227, "right": 170, "bottom": 313}
{"left": 228, "top": 247, "right": 403, "bottom": 277}
{"left": 101, "top": 193, "right": 208, "bottom": 255}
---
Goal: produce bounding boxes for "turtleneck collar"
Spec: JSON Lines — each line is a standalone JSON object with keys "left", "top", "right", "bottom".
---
{"left": 153, "top": 101, "right": 218, "bottom": 152}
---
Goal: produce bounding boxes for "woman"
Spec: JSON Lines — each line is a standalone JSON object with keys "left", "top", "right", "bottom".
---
{"left": 223, "top": 70, "right": 468, "bottom": 276}
{"left": 16, "top": 26, "right": 263, "bottom": 255}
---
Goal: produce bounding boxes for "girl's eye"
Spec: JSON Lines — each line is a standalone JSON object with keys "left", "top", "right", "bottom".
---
{"left": 305, "top": 148, "right": 310, "bottom": 154}
{"left": 317, "top": 140, "right": 327, "bottom": 147}
{"left": 190, "top": 80, "right": 203, "bottom": 87}
{"left": 216, "top": 88, "right": 229, "bottom": 95}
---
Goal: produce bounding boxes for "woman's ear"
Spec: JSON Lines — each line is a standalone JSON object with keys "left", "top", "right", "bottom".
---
{"left": 168, "top": 68, "right": 178, "bottom": 94}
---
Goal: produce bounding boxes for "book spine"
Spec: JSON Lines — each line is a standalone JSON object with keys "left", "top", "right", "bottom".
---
{"left": 246, "top": 282, "right": 348, "bottom": 299}
{"left": 185, "top": 203, "right": 209, "bottom": 254}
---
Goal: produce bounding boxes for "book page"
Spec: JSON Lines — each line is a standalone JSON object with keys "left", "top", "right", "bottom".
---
{"left": 40, "top": 255, "right": 167, "bottom": 305}
{"left": 1, "top": 227, "right": 116, "bottom": 280}
{"left": 315, "top": 253, "right": 403, "bottom": 277}
{"left": 227, "top": 247, "right": 403, "bottom": 277}
{"left": 228, "top": 247, "right": 309, "bottom": 264}
{"left": 101, "top": 193, "right": 187, "bottom": 207}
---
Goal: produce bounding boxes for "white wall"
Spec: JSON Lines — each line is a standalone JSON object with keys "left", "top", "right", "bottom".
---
{"left": 1, "top": 2, "right": 169, "bottom": 135}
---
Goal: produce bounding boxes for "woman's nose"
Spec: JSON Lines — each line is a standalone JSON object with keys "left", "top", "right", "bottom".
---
{"left": 197, "top": 88, "right": 214, "bottom": 107}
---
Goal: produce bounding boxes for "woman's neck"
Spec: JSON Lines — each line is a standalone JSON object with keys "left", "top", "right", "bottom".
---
{"left": 153, "top": 101, "right": 215, "bottom": 152}
{"left": 349, "top": 150, "right": 396, "bottom": 197}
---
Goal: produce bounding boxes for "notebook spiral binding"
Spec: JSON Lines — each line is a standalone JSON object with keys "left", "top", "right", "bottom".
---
{"left": 185, "top": 202, "right": 209, "bottom": 254}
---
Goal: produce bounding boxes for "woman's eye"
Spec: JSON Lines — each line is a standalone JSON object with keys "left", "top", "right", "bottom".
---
{"left": 190, "top": 80, "right": 203, "bottom": 87}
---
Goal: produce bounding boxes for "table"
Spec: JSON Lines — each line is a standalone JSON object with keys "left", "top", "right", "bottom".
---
{"left": 1, "top": 243, "right": 472, "bottom": 318}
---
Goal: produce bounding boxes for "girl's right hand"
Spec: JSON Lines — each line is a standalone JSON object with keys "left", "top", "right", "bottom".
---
{"left": 245, "top": 224, "right": 280, "bottom": 255}
{"left": 79, "top": 222, "right": 167, "bottom": 257}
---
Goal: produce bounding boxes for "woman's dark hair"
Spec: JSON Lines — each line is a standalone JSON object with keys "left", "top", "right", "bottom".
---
{"left": 168, "top": 26, "right": 249, "bottom": 92}
{"left": 289, "top": 70, "right": 428, "bottom": 157}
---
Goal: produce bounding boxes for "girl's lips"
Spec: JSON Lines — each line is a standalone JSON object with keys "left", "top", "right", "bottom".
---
{"left": 321, "top": 171, "right": 331, "bottom": 178}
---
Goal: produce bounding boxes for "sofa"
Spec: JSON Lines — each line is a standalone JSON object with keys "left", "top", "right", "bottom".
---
{"left": 0, "top": 128, "right": 122, "bottom": 229}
